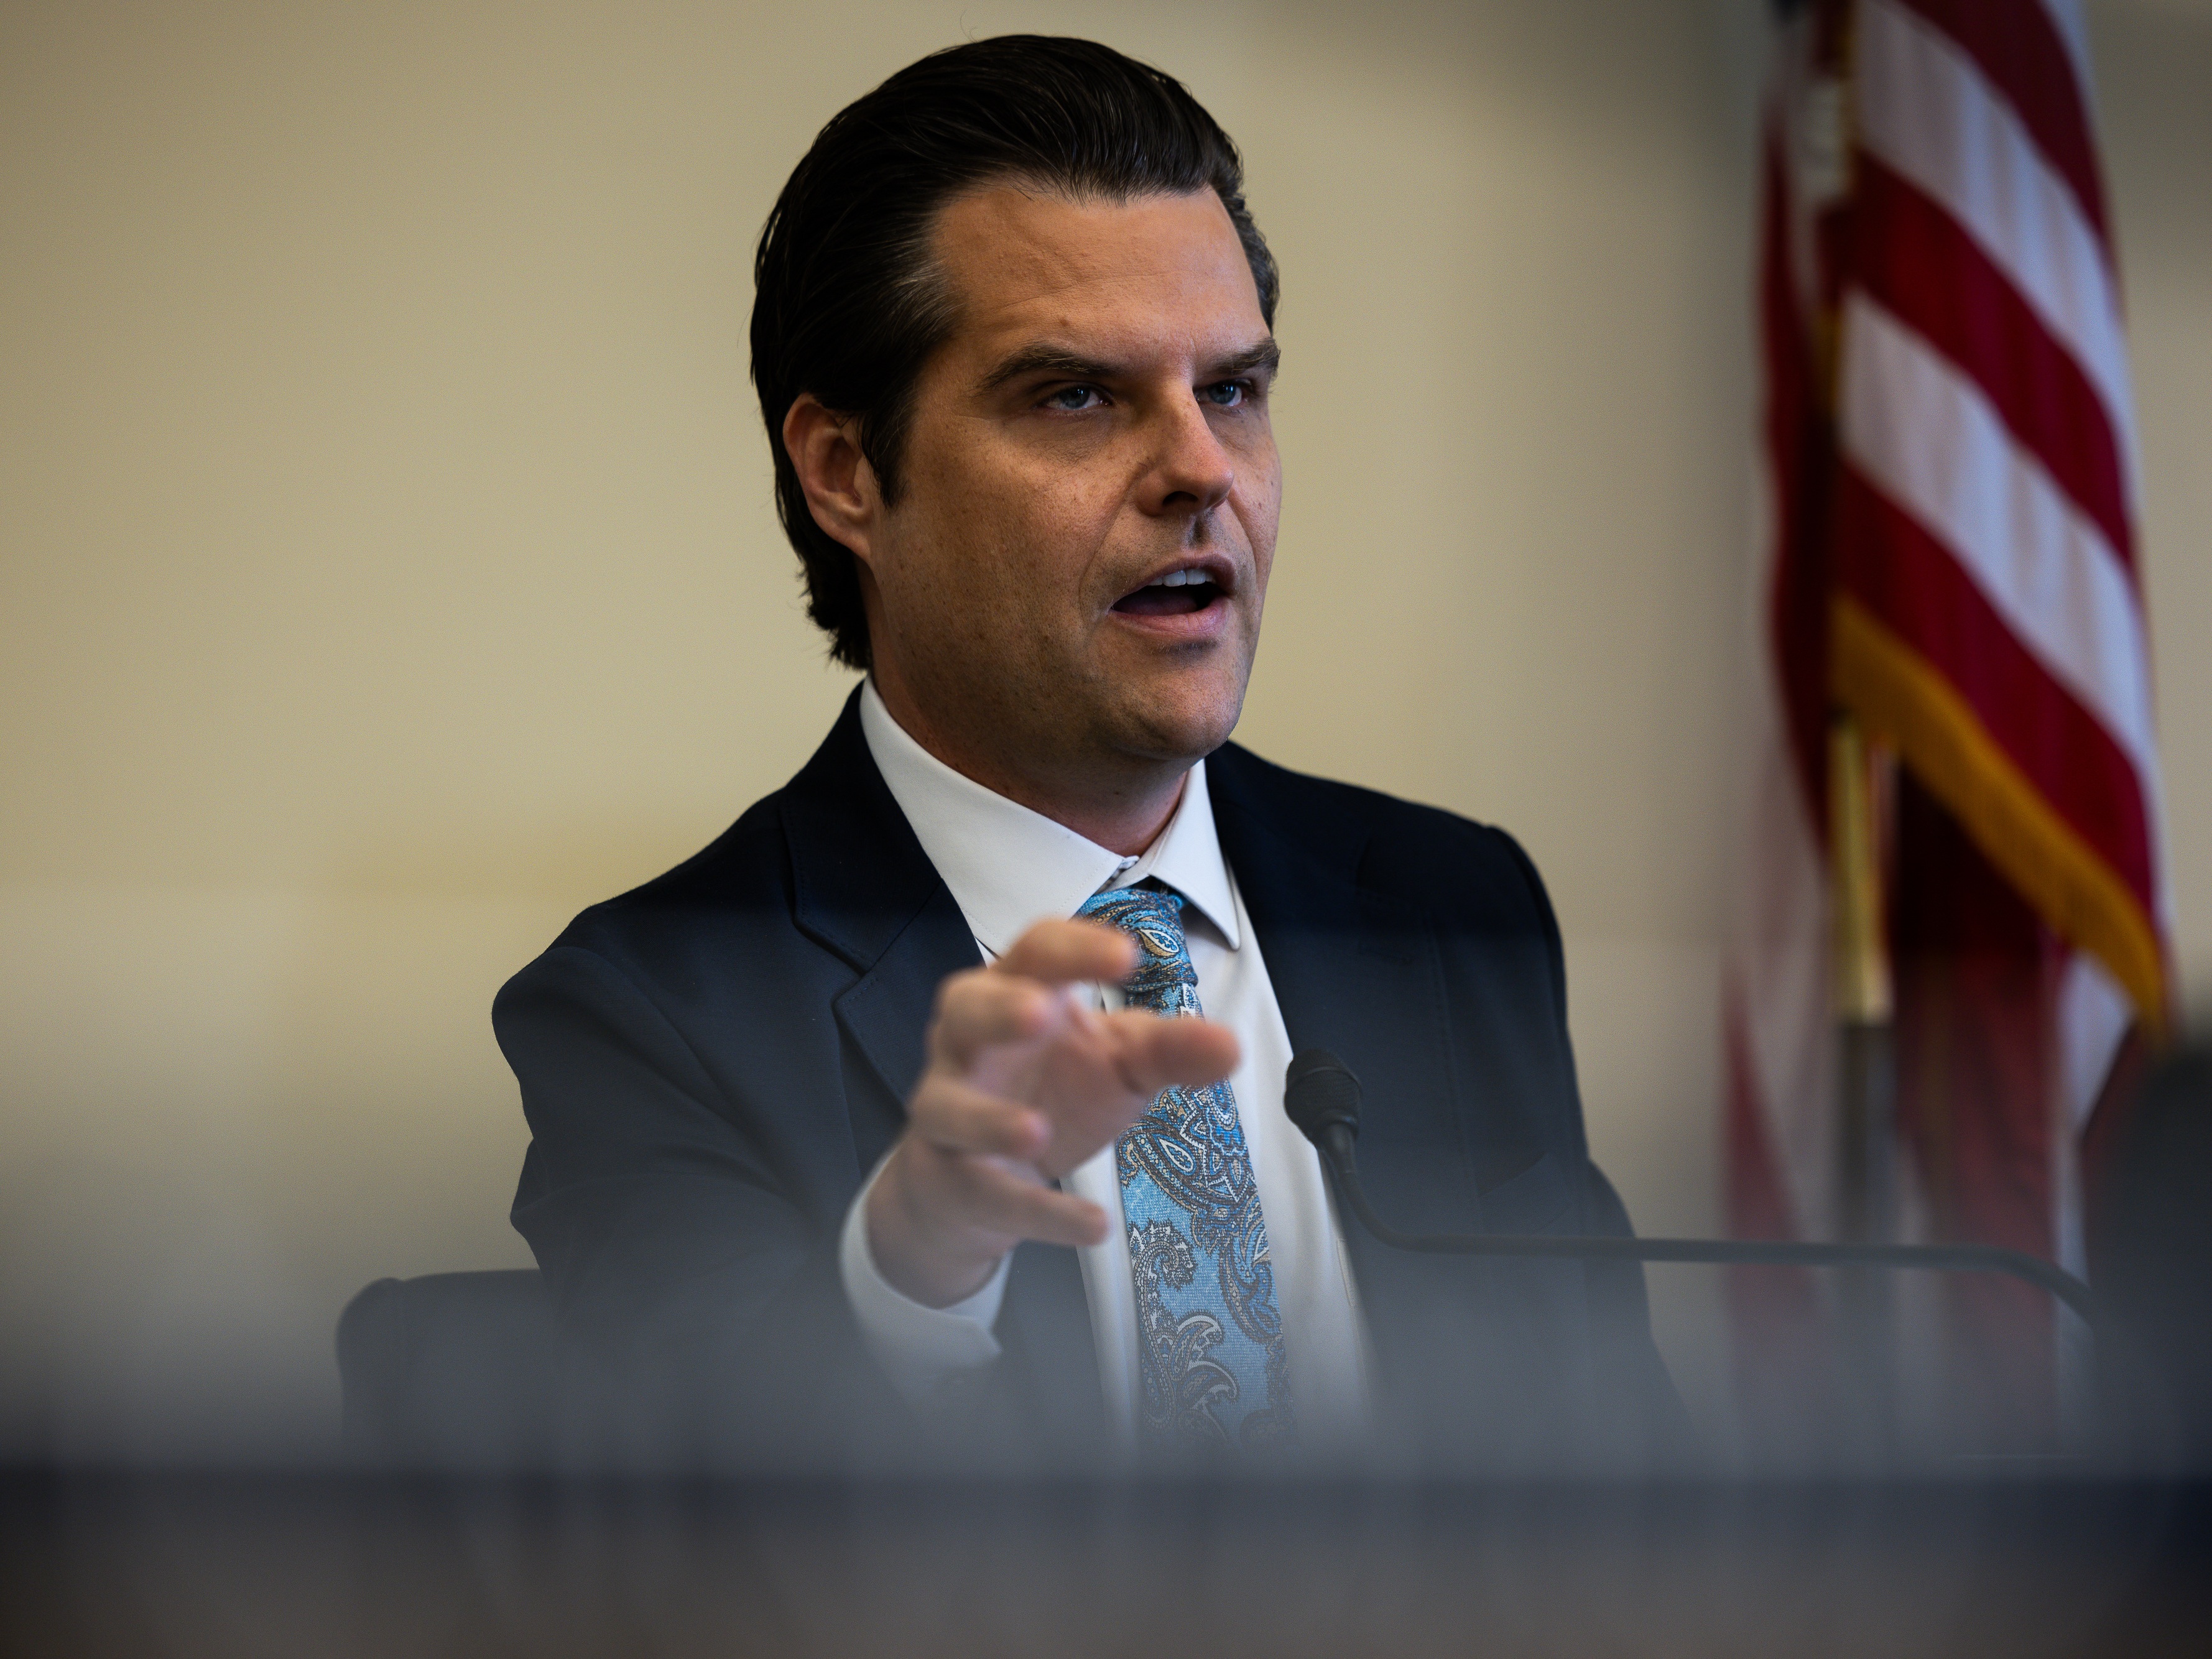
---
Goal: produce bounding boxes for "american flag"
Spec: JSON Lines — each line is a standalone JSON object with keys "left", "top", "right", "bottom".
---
{"left": 1726, "top": 0, "right": 2169, "bottom": 1448}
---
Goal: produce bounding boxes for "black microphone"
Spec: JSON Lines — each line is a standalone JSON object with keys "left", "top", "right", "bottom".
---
{"left": 1283, "top": 1048, "right": 2099, "bottom": 1326}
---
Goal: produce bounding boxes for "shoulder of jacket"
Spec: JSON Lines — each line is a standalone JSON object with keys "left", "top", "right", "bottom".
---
{"left": 539, "top": 786, "right": 798, "bottom": 966}
{"left": 1210, "top": 741, "right": 1547, "bottom": 915}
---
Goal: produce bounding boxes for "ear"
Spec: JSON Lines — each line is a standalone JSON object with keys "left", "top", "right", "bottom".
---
{"left": 782, "top": 394, "right": 882, "bottom": 567}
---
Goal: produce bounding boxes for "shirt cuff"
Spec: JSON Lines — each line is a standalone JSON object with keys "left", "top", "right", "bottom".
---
{"left": 838, "top": 1153, "right": 1009, "bottom": 1405}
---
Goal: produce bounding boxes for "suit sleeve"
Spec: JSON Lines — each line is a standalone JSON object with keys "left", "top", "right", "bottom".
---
{"left": 1491, "top": 825, "right": 1697, "bottom": 1463}
{"left": 495, "top": 943, "right": 907, "bottom": 1467}
{"left": 1580, "top": 1161, "right": 1700, "bottom": 1463}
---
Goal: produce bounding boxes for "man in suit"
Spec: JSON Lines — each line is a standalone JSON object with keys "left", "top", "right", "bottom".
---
{"left": 496, "top": 34, "right": 1682, "bottom": 1472}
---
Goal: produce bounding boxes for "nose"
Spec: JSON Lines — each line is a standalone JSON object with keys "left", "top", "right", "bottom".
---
{"left": 1137, "top": 391, "right": 1236, "bottom": 519}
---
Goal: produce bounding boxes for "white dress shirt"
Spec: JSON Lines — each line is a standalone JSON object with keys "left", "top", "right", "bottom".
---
{"left": 838, "top": 679, "right": 1372, "bottom": 1454}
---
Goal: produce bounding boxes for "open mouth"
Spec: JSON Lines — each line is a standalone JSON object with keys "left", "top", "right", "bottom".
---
{"left": 1111, "top": 565, "right": 1228, "bottom": 617}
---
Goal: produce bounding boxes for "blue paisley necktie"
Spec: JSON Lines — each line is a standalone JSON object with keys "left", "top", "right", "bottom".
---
{"left": 1078, "top": 885, "right": 1294, "bottom": 1454}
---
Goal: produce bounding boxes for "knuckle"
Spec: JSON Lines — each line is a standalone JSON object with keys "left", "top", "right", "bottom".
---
{"left": 933, "top": 966, "right": 989, "bottom": 1016}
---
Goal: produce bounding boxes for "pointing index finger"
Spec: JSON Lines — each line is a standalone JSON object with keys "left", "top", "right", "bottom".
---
{"left": 994, "top": 917, "right": 1136, "bottom": 988}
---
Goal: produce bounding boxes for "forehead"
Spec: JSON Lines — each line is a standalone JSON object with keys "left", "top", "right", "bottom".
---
{"left": 927, "top": 184, "right": 1265, "bottom": 360}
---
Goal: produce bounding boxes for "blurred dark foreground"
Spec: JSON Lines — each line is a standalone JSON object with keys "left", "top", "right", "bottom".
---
{"left": 2, "top": 1467, "right": 2206, "bottom": 1659}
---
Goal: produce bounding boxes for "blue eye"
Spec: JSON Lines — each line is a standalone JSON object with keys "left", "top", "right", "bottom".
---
{"left": 1045, "top": 385, "right": 1104, "bottom": 412}
{"left": 1201, "top": 381, "right": 1248, "bottom": 408}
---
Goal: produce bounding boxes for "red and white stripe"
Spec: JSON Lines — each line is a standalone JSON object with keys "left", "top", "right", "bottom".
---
{"left": 1727, "top": 0, "right": 2167, "bottom": 1335}
{"left": 1838, "top": 0, "right": 2165, "bottom": 1085}
{"left": 1726, "top": 0, "right": 1849, "bottom": 1310}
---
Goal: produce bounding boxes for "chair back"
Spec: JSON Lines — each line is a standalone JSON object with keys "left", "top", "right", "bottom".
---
{"left": 336, "top": 1269, "right": 562, "bottom": 1467}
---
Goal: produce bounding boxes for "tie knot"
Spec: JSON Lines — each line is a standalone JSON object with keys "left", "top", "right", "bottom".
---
{"left": 1078, "top": 885, "right": 1196, "bottom": 1014}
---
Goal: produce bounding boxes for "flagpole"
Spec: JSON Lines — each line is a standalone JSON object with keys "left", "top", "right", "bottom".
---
{"left": 1830, "top": 714, "right": 1898, "bottom": 1447}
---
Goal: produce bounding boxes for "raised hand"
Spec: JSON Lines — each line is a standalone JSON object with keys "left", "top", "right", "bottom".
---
{"left": 864, "top": 917, "right": 1240, "bottom": 1308}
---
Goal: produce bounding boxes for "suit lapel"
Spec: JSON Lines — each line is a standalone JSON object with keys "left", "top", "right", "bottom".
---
{"left": 1208, "top": 745, "right": 1486, "bottom": 1249}
{"left": 776, "top": 689, "right": 1106, "bottom": 1439}
{"left": 779, "top": 690, "right": 969, "bottom": 1168}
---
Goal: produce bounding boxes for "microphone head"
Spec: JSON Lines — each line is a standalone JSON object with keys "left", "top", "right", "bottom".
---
{"left": 1284, "top": 1049, "right": 1363, "bottom": 1148}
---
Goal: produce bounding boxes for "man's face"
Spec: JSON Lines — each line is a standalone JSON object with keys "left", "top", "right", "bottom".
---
{"left": 857, "top": 184, "right": 1280, "bottom": 787}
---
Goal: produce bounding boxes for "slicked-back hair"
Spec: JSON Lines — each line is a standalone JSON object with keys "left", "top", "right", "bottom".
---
{"left": 749, "top": 35, "right": 1278, "bottom": 670}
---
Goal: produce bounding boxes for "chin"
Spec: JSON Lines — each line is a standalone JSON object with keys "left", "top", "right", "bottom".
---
{"left": 1106, "top": 677, "right": 1247, "bottom": 764}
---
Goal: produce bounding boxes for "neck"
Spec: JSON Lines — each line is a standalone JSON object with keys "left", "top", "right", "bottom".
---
{"left": 869, "top": 676, "right": 1189, "bottom": 857}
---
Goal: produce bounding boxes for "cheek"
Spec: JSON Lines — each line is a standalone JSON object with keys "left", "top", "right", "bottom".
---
{"left": 976, "top": 461, "right": 1118, "bottom": 594}
{"left": 1229, "top": 422, "right": 1281, "bottom": 505}
{"left": 1235, "top": 468, "right": 1282, "bottom": 571}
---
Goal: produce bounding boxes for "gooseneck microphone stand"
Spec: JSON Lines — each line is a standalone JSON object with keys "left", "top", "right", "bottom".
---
{"left": 1282, "top": 1049, "right": 2099, "bottom": 1327}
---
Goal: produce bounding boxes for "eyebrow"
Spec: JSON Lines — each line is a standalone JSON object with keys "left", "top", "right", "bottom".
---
{"left": 1211, "top": 340, "right": 1284, "bottom": 382}
{"left": 978, "top": 346, "right": 1116, "bottom": 394}
{"left": 976, "top": 337, "right": 1282, "bottom": 395}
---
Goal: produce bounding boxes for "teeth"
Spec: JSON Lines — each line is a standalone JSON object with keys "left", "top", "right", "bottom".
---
{"left": 1155, "top": 568, "right": 1205, "bottom": 588}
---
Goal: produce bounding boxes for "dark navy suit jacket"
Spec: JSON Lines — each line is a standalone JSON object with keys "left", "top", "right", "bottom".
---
{"left": 496, "top": 690, "right": 1683, "bottom": 1469}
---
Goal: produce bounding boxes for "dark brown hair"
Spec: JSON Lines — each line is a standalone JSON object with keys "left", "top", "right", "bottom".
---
{"left": 749, "top": 35, "right": 1277, "bottom": 668}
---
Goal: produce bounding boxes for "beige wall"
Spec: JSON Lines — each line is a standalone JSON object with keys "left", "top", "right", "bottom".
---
{"left": 1, "top": 0, "right": 2204, "bottom": 1459}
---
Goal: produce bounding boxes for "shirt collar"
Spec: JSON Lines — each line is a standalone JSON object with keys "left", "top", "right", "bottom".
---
{"left": 858, "top": 677, "right": 1241, "bottom": 958}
